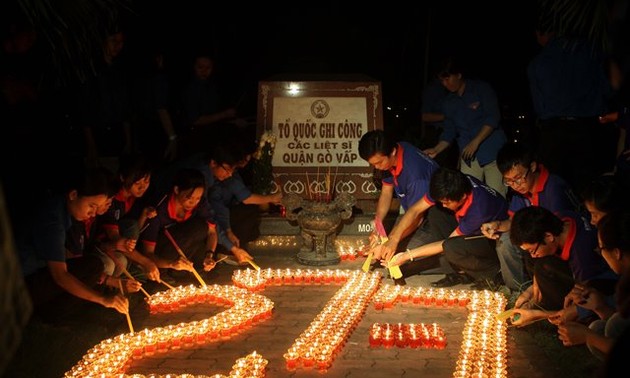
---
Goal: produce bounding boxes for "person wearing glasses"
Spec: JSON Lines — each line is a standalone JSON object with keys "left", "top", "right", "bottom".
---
{"left": 480, "top": 143, "right": 582, "bottom": 292}
{"left": 508, "top": 206, "right": 617, "bottom": 327}
{"left": 552, "top": 211, "right": 630, "bottom": 361}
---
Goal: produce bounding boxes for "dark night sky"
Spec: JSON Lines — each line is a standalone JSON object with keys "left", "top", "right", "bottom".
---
{"left": 123, "top": 2, "right": 539, "bottom": 119}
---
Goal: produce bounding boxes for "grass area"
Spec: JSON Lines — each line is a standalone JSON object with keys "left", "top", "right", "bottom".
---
{"left": 503, "top": 286, "right": 604, "bottom": 378}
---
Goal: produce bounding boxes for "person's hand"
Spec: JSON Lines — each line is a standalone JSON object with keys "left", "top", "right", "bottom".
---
{"left": 269, "top": 192, "right": 283, "bottom": 205}
{"left": 231, "top": 247, "right": 253, "bottom": 265}
{"left": 102, "top": 294, "right": 129, "bottom": 315}
{"left": 141, "top": 260, "right": 160, "bottom": 282}
{"left": 510, "top": 308, "right": 548, "bottom": 327}
{"left": 381, "top": 252, "right": 406, "bottom": 268}
{"left": 143, "top": 206, "right": 158, "bottom": 220}
{"left": 125, "top": 238, "right": 137, "bottom": 253}
{"left": 379, "top": 240, "right": 399, "bottom": 262}
{"left": 422, "top": 147, "right": 439, "bottom": 159}
{"left": 227, "top": 229, "right": 240, "bottom": 247}
{"left": 461, "top": 141, "right": 479, "bottom": 161}
{"left": 171, "top": 257, "right": 194, "bottom": 272}
{"left": 481, "top": 221, "right": 501, "bottom": 239}
{"left": 557, "top": 321, "right": 589, "bottom": 346}
{"left": 203, "top": 254, "right": 216, "bottom": 272}
{"left": 547, "top": 306, "right": 578, "bottom": 325}
{"left": 515, "top": 289, "right": 533, "bottom": 309}
{"left": 122, "top": 278, "right": 142, "bottom": 293}
{"left": 564, "top": 283, "right": 604, "bottom": 312}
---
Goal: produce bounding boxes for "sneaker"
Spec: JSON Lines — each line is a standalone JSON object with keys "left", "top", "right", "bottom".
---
{"left": 431, "top": 273, "right": 473, "bottom": 288}
{"left": 216, "top": 253, "right": 240, "bottom": 266}
{"left": 393, "top": 277, "right": 407, "bottom": 286}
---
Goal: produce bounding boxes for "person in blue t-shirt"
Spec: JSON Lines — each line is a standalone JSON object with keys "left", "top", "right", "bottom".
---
{"left": 17, "top": 167, "right": 129, "bottom": 317}
{"left": 387, "top": 168, "right": 509, "bottom": 289}
{"left": 481, "top": 143, "right": 582, "bottom": 291}
{"left": 150, "top": 143, "right": 255, "bottom": 265}
{"left": 423, "top": 57, "right": 507, "bottom": 198}
{"left": 359, "top": 130, "right": 454, "bottom": 275}
{"left": 509, "top": 206, "right": 618, "bottom": 327}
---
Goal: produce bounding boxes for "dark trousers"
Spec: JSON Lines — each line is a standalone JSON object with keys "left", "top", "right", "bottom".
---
{"left": 399, "top": 206, "right": 459, "bottom": 277}
{"left": 442, "top": 236, "right": 500, "bottom": 280}
{"left": 530, "top": 255, "right": 574, "bottom": 311}
{"left": 155, "top": 218, "right": 208, "bottom": 269}
{"left": 24, "top": 254, "right": 104, "bottom": 311}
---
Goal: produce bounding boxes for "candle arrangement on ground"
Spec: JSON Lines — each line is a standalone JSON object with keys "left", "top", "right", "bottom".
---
{"left": 231, "top": 267, "right": 355, "bottom": 291}
{"left": 65, "top": 268, "right": 511, "bottom": 378}
{"left": 372, "top": 285, "right": 471, "bottom": 310}
{"left": 369, "top": 323, "right": 446, "bottom": 349}
{"left": 64, "top": 284, "right": 272, "bottom": 378}
{"left": 374, "top": 284, "right": 509, "bottom": 378}
{"left": 282, "top": 270, "right": 381, "bottom": 371}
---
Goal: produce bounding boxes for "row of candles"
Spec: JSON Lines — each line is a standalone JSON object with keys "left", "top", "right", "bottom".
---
{"left": 372, "top": 285, "right": 471, "bottom": 310}
{"left": 368, "top": 323, "right": 446, "bottom": 349}
{"left": 231, "top": 267, "right": 357, "bottom": 291}
{"left": 283, "top": 271, "right": 382, "bottom": 371}
{"left": 65, "top": 285, "right": 273, "bottom": 377}
{"left": 373, "top": 284, "right": 509, "bottom": 378}
{"left": 67, "top": 268, "right": 511, "bottom": 378}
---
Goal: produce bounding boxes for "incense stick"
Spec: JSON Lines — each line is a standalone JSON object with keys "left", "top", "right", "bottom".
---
{"left": 161, "top": 280, "right": 175, "bottom": 290}
{"left": 163, "top": 228, "right": 207, "bottom": 287}
{"left": 464, "top": 235, "right": 487, "bottom": 240}
{"left": 139, "top": 194, "right": 168, "bottom": 235}
{"left": 305, "top": 172, "right": 312, "bottom": 200}
{"left": 118, "top": 280, "right": 134, "bottom": 333}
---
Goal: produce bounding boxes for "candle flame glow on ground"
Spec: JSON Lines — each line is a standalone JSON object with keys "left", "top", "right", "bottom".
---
{"left": 65, "top": 269, "right": 508, "bottom": 377}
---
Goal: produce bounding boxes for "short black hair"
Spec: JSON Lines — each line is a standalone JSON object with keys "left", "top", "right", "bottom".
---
{"left": 510, "top": 206, "right": 563, "bottom": 246}
{"left": 358, "top": 130, "right": 396, "bottom": 161}
{"left": 429, "top": 168, "right": 471, "bottom": 202}
{"left": 496, "top": 143, "right": 537, "bottom": 174}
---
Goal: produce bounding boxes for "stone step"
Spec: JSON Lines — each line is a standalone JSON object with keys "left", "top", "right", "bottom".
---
{"left": 259, "top": 212, "right": 399, "bottom": 236}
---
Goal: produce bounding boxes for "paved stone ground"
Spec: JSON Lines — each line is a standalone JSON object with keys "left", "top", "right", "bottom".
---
{"left": 5, "top": 236, "right": 603, "bottom": 378}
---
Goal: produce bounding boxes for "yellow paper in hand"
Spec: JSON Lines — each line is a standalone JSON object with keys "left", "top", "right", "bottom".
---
{"left": 361, "top": 253, "right": 373, "bottom": 272}
{"left": 387, "top": 258, "right": 403, "bottom": 279}
{"left": 247, "top": 259, "right": 261, "bottom": 271}
{"left": 495, "top": 308, "right": 515, "bottom": 322}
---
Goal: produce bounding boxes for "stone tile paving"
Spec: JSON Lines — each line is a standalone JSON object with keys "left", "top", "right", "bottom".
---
{"left": 5, "top": 236, "right": 602, "bottom": 378}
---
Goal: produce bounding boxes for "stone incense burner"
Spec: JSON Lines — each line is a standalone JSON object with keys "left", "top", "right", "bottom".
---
{"left": 282, "top": 192, "right": 356, "bottom": 265}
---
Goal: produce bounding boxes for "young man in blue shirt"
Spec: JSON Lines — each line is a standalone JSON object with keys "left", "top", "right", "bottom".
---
{"left": 387, "top": 168, "right": 509, "bottom": 289}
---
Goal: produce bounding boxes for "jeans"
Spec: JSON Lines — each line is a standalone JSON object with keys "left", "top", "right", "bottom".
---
{"left": 496, "top": 232, "right": 532, "bottom": 291}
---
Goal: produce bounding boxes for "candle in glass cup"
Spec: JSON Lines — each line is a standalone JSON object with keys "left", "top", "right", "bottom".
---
{"left": 284, "top": 351, "right": 299, "bottom": 370}
{"left": 302, "top": 351, "right": 315, "bottom": 368}
{"left": 144, "top": 336, "right": 157, "bottom": 356}
{"left": 156, "top": 334, "right": 169, "bottom": 353}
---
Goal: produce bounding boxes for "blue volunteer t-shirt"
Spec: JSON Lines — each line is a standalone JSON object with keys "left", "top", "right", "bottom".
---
{"left": 382, "top": 142, "right": 439, "bottom": 211}
{"left": 17, "top": 195, "right": 73, "bottom": 276}
{"left": 509, "top": 165, "right": 579, "bottom": 216}
{"left": 453, "top": 175, "right": 509, "bottom": 236}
